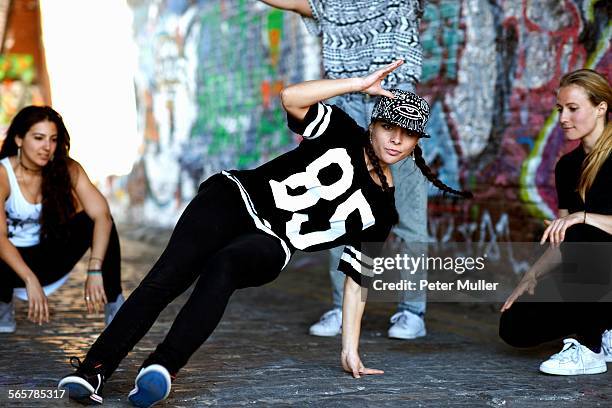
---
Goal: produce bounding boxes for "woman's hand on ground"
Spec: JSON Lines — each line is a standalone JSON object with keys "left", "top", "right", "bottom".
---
{"left": 359, "top": 60, "right": 404, "bottom": 98}
{"left": 341, "top": 350, "right": 384, "bottom": 378}
{"left": 500, "top": 274, "right": 537, "bottom": 312}
{"left": 84, "top": 274, "right": 107, "bottom": 313}
{"left": 540, "top": 212, "right": 584, "bottom": 246}
{"left": 25, "top": 276, "right": 49, "bottom": 324}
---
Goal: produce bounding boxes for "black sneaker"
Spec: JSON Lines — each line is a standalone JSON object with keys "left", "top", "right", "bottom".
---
{"left": 58, "top": 357, "right": 105, "bottom": 405}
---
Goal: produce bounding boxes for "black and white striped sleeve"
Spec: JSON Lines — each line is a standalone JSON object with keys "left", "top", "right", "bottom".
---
{"left": 337, "top": 244, "right": 376, "bottom": 288}
{"left": 287, "top": 102, "right": 334, "bottom": 140}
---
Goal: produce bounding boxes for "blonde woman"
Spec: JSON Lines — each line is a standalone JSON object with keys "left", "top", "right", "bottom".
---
{"left": 500, "top": 69, "right": 612, "bottom": 375}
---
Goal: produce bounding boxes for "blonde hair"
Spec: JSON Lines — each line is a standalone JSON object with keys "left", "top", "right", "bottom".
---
{"left": 559, "top": 69, "right": 612, "bottom": 202}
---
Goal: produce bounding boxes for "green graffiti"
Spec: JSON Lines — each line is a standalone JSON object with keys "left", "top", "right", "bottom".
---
{"left": 193, "top": 3, "right": 291, "bottom": 169}
{"left": 0, "top": 54, "right": 36, "bottom": 83}
{"left": 421, "top": 1, "right": 463, "bottom": 82}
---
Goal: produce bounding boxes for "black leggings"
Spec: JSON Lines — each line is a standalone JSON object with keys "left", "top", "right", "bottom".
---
{"left": 0, "top": 212, "right": 122, "bottom": 303}
{"left": 500, "top": 223, "right": 612, "bottom": 350}
{"left": 84, "top": 174, "right": 286, "bottom": 377}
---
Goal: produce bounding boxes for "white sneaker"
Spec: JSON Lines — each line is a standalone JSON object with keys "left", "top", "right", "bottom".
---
{"left": 539, "top": 338, "right": 607, "bottom": 375}
{"left": 309, "top": 309, "right": 342, "bottom": 337}
{"left": 388, "top": 310, "right": 426, "bottom": 340}
{"left": 602, "top": 330, "right": 612, "bottom": 363}
{"left": 0, "top": 301, "right": 16, "bottom": 333}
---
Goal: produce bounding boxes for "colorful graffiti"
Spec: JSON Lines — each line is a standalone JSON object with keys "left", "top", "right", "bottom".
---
{"left": 123, "top": 0, "right": 610, "bottom": 251}
{"left": 125, "top": 0, "right": 320, "bottom": 225}
{"left": 0, "top": 53, "right": 44, "bottom": 138}
{"left": 419, "top": 0, "right": 610, "bottom": 246}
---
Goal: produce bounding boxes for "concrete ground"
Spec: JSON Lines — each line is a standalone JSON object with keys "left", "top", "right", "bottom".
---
{"left": 1, "top": 225, "right": 611, "bottom": 407}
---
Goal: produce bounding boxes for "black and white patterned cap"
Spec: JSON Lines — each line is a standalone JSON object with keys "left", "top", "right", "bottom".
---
{"left": 371, "top": 89, "right": 431, "bottom": 138}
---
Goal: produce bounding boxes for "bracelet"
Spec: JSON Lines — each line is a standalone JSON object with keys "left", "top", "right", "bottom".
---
{"left": 89, "top": 257, "right": 103, "bottom": 263}
{"left": 87, "top": 269, "right": 103, "bottom": 275}
{"left": 583, "top": 211, "right": 587, "bottom": 224}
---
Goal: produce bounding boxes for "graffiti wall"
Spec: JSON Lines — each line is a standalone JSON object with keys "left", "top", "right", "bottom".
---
{"left": 122, "top": 0, "right": 610, "bottom": 253}
{"left": 122, "top": 0, "right": 320, "bottom": 224}
{"left": 0, "top": 0, "right": 48, "bottom": 139}
{"left": 0, "top": 53, "right": 45, "bottom": 135}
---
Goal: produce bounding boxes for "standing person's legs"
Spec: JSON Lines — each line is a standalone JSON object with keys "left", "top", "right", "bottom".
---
{"left": 391, "top": 159, "right": 428, "bottom": 318}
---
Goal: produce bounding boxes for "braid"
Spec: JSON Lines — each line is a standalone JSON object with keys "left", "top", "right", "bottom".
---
{"left": 413, "top": 145, "right": 473, "bottom": 198}
{"left": 364, "top": 138, "right": 392, "bottom": 193}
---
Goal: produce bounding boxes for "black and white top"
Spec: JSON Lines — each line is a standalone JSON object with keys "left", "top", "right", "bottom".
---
{"left": 223, "top": 103, "right": 396, "bottom": 286}
{"left": 555, "top": 146, "right": 612, "bottom": 215}
{"left": 1, "top": 157, "right": 42, "bottom": 247}
{"left": 303, "top": 0, "right": 424, "bottom": 87}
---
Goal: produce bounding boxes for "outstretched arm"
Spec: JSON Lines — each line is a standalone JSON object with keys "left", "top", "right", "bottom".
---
{"left": 280, "top": 60, "right": 404, "bottom": 121}
{"left": 500, "top": 244, "right": 562, "bottom": 312}
{"left": 258, "top": 0, "right": 312, "bottom": 16}
{"left": 341, "top": 276, "right": 384, "bottom": 378}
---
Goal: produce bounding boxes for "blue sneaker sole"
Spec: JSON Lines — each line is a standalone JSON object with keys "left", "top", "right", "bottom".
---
{"left": 58, "top": 379, "right": 102, "bottom": 405}
{"left": 64, "top": 383, "right": 91, "bottom": 401}
{"left": 128, "top": 370, "right": 170, "bottom": 407}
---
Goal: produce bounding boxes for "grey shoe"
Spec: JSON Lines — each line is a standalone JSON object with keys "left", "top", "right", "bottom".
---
{"left": 0, "top": 301, "right": 16, "bottom": 333}
{"left": 104, "top": 294, "right": 125, "bottom": 326}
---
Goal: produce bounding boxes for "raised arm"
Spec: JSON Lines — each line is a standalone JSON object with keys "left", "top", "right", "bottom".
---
{"left": 280, "top": 60, "right": 403, "bottom": 121}
{"left": 340, "top": 276, "right": 384, "bottom": 378}
{"left": 258, "top": 0, "right": 313, "bottom": 16}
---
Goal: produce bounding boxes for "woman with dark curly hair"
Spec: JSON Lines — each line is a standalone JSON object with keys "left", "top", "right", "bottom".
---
{"left": 0, "top": 106, "right": 124, "bottom": 333}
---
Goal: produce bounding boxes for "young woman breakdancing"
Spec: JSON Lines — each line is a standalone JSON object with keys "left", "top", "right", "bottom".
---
{"left": 58, "top": 60, "right": 470, "bottom": 407}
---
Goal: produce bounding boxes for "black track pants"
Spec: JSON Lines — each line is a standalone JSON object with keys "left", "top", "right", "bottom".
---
{"left": 85, "top": 174, "right": 286, "bottom": 377}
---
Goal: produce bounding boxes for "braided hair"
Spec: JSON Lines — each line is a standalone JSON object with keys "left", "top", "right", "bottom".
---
{"left": 412, "top": 144, "right": 473, "bottom": 198}
{"left": 364, "top": 128, "right": 472, "bottom": 199}
{"left": 364, "top": 140, "right": 392, "bottom": 193}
